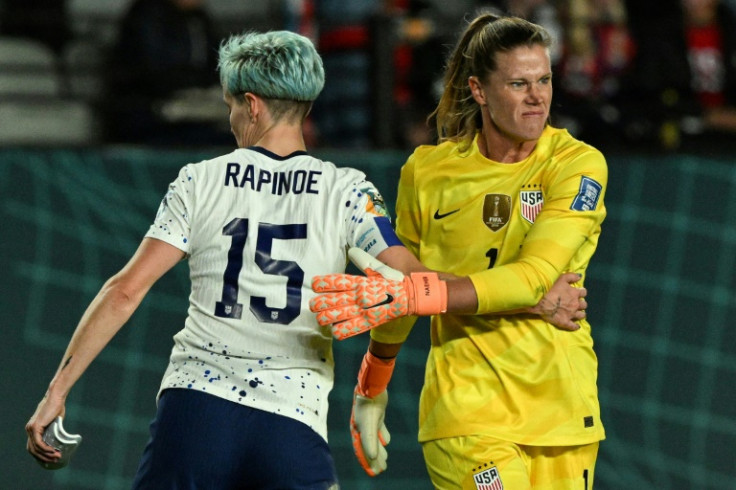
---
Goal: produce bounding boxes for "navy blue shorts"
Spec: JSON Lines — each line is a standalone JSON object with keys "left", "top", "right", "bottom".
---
{"left": 131, "top": 388, "right": 339, "bottom": 489}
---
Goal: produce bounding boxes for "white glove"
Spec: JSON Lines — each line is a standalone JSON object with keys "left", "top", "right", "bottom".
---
{"left": 351, "top": 388, "right": 390, "bottom": 476}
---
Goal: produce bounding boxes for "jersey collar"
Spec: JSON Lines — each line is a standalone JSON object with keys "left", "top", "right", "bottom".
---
{"left": 247, "top": 146, "right": 308, "bottom": 160}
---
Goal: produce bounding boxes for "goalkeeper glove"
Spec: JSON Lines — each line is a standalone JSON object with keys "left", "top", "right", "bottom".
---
{"left": 310, "top": 248, "right": 447, "bottom": 340}
{"left": 351, "top": 351, "right": 394, "bottom": 476}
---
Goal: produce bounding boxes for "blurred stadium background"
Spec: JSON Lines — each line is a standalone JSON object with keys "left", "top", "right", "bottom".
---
{"left": 1, "top": 0, "right": 735, "bottom": 488}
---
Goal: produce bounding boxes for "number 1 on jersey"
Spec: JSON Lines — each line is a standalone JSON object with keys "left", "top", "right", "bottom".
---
{"left": 216, "top": 218, "right": 248, "bottom": 319}
{"left": 486, "top": 247, "right": 498, "bottom": 269}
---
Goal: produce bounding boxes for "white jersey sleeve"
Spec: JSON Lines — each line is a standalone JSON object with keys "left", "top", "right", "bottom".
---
{"left": 144, "top": 147, "right": 402, "bottom": 441}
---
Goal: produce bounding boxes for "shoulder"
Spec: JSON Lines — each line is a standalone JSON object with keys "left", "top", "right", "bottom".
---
{"left": 184, "top": 150, "right": 238, "bottom": 174}
{"left": 309, "top": 156, "right": 369, "bottom": 185}
{"left": 168, "top": 149, "right": 247, "bottom": 189}
{"left": 544, "top": 127, "right": 607, "bottom": 174}
{"left": 408, "top": 141, "right": 458, "bottom": 163}
{"left": 403, "top": 140, "right": 460, "bottom": 175}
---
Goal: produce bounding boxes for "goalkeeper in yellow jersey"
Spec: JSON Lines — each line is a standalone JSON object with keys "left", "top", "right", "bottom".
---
{"left": 310, "top": 12, "right": 607, "bottom": 490}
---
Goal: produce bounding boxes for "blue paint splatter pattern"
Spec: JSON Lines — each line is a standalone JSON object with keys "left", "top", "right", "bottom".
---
{"left": 158, "top": 333, "right": 333, "bottom": 440}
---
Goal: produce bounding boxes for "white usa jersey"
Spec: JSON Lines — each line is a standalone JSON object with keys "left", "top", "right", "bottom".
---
{"left": 145, "top": 146, "right": 402, "bottom": 441}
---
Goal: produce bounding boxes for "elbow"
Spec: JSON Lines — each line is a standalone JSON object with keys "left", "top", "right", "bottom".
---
{"left": 99, "top": 275, "right": 146, "bottom": 315}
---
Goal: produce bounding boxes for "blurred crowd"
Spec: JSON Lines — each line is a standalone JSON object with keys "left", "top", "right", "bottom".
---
{"left": 1, "top": 0, "right": 736, "bottom": 152}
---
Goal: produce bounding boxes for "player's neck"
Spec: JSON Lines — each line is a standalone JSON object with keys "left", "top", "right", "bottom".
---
{"left": 477, "top": 128, "right": 537, "bottom": 164}
{"left": 254, "top": 123, "right": 307, "bottom": 157}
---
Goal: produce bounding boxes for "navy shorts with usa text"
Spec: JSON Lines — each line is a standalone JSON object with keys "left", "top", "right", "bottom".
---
{"left": 131, "top": 388, "right": 339, "bottom": 489}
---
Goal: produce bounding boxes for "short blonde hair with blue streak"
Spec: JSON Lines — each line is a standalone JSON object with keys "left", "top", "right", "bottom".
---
{"left": 218, "top": 30, "right": 325, "bottom": 103}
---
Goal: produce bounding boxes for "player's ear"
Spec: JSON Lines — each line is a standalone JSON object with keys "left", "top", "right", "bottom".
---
{"left": 244, "top": 92, "right": 259, "bottom": 122}
{"left": 468, "top": 76, "right": 486, "bottom": 106}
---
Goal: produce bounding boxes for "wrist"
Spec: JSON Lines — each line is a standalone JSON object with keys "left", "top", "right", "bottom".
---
{"left": 408, "top": 272, "right": 447, "bottom": 315}
{"left": 47, "top": 375, "right": 73, "bottom": 401}
{"left": 356, "top": 351, "right": 395, "bottom": 398}
{"left": 45, "top": 386, "right": 69, "bottom": 403}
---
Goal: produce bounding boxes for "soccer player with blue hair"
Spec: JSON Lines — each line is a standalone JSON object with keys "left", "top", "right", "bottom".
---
{"left": 26, "top": 30, "right": 378, "bottom": 489}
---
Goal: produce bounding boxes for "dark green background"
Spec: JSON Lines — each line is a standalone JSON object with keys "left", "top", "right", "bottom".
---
{"left": 2, "top": 148, "right": 734, "bottom": 489}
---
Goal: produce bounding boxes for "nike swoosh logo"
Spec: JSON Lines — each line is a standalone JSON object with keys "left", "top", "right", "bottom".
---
{"left": 369, "top": 294, "right": 394, "bottom": 308}
{"left": 434, "top": 208, "right": 460, "bottom": 219}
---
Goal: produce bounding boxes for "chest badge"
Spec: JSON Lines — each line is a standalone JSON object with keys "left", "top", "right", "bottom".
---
{"left": 483, "top": 194, "right": 510, "bottom": 231}
{"left": 520, "top": 189, "right": 544, "bottom": 224}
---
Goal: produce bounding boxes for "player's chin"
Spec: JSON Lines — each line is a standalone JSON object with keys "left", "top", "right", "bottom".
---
{"left": 518, "top": 122, "right": 546, "bottom": 139}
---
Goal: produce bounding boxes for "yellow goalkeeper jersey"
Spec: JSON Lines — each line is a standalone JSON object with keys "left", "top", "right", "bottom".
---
{"left": 386, "top": 126, "right": 607, "bottom": 446}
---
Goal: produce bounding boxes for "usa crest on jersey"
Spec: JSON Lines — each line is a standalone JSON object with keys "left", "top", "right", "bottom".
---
{"left": 473, "top": 464, "right": 504, "bottom": 490}
{"left": 519, "top": 189, "right": 544, "bottom": 224}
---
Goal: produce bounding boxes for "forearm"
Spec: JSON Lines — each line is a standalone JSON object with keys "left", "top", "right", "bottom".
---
{"left": 445, "top": 277, "right": 479, "bottom": 314}
{"left": 376, "top": 245, "right": 428, "bottom": 275}
{"left": 467, "top": 260, "right": 552, "bottom": 314}
{"left": 46, "top": 238, "right": 184, "bottom": 399}
{"left": 368, "top": 338, "right": 403, "bottom": 359}
{"left": 46, "top": 278, "right": 147, "bottom": 400}
{"left": 376, "top": 246, "right": 477, "bottom": 314}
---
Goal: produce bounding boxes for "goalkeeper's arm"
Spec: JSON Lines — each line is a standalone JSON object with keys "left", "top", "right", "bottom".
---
{"left": 375, "top": 245, "right": 586, "bottom": 321}
{"left": 309, "top": 246, "right": 586, "bottom": 339}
